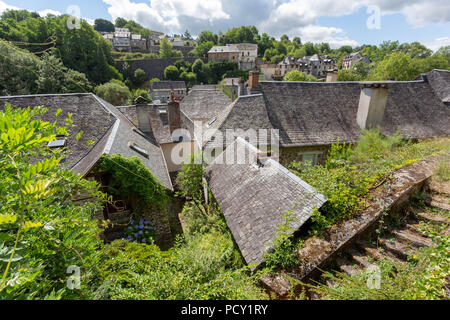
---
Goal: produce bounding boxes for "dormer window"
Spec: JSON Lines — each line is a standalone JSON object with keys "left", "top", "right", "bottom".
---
{"left": 129, "top": 142, "right": 149, "bottom": 158}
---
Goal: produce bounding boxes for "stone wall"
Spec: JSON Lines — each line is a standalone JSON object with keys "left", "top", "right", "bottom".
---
{"left": 261, "top": 153, "right": 446, "bottom": 298}
{"left": 280, "top": 145, "right": 330, "bottom": 167}
{"left": 116, "top": 57, "right": 206, "bottom": 81}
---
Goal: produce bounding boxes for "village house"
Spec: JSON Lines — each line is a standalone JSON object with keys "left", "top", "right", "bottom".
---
{"left": 205, "top": 137, "right": 327, "bottom": 268}
{"left": 208, "top": 43, "right": 258, "bottom": 70}
{"left": 103, "top": 27, "right": 148, "bottom": 52}
{"left": 180, "top": 85, "right": 232, "bottom": 124}
{"left": 274, "top": 54, "right": 336, "bottom": 79}
{"left": 151, "top": 81, "right": 187, "bottom": 103}
{"left": 342, "top": 51, "right": 371, "bottom": 69}
{"left": 0, "top": 93, "right": 176, "bottom": 244}
{"left": 197, "top": 70, "right": 450, "bottom": 167}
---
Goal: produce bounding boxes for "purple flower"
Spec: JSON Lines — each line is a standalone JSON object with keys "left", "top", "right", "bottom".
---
{"left": 128, "top": 226, "right": 132, "bottom": 230}
{"left": 130, "top": 219, "right": 134, "bottom": 224}
{"left": 134, "top": 233, "right": 138, "bottom": 238}
{"left": 141, "top": 239, "right": 147, "bottom": 243}
{"left": 138, "top": 230, "right": 143, "bottom": 235}
{"left": 134, "top": 225, "right": 139, "bottom": 229}
{"left": 153, "top": 227, "right": 157, "bottom": 231}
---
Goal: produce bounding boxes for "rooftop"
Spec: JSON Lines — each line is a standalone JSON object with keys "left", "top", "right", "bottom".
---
{"left": 205, "top": 137, "right": 326, "bottom": 268}
{"left": 180, "top": 87, "right": 232, "bottom": 121}
{"left": 151, "top": 81, "right": 186, "bottom": 91}
{"left": 0, "top": 93, "right": 173, "bottom": 190}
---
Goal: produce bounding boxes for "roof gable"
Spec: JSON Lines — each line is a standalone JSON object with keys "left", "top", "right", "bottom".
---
{"left": 205, "top": 138, "right": 326, "bottom": 268}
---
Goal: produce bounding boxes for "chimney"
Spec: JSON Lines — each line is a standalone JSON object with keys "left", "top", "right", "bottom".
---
{"left": 167, "top": 91, "right": 181, "bottom": 134}
{"left": 238, "top": 77, "right": 245, "bottom": 97}
{"left": 249, "top": 71, "right": 260, "bottom": 90}
{"left": 135, "top": 103, "right": 152, "bottom": 133}
{"left": 356, "top": 83, "right": 389, "bottom": 130}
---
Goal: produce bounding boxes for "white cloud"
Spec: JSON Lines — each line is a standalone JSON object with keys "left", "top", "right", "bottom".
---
{"left": 425, "top": 37, "right": 450, "bottom": 52}
{"left": 0, "top": 0, "right": 19, "bottom": 14}
{"left": 297, "top": 25, "right": 359, "bottom": 48}
{"left": 38, "top": 9, "right": 62, "bottom": 17}
{"left": 103, "top": 0, "right": 229, "bottom": 33}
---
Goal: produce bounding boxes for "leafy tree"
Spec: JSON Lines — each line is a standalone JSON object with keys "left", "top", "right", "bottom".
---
{"left": 0, "top": 104, "right": 105, "bottom": 299}
{"left": 337, "top": 69, "right": 363, "bottom": 81}
{"left": 197, "top": 30, "right": 218, "bottom": 44}
{"left": 368, "top": 52, "right": 418, "bottom": 81}
{"left": 160, "top": 37, "right": 176, "bottom": 58}
{"left": 94, "top": 79, "right": 131, "bottom": 106}
{"left": 399, "top": 41, "right": 432, "bottom": 58}
{"left": 164, "top": 65, "right": 179, "bottom": 81}
{"left": 283, "top": 70, "right": 317, "bottom": 82}
{"left": 191, "top": 41, "right": 214, "bottom": 58}
{"left": 129, "top": 89, "right": 152, "bottom": 105}
{"left": 293, "top": 37, "right": 302, "bottom": 46}
{"left": 133, "top": 68, "right": 147, "bottom": 87}
{"left": 114, "top": 17, "right": 127, "bottom": 28}
{"left": 94, "top": 19, "right": 115, "bottom": 33}
{"left": 280, "top": 34, "right": 289, "bottom": 42}
{"left": 192, "top": 59, "right": 204, "bottom": 74}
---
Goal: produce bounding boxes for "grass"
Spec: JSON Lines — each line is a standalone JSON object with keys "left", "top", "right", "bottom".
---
{"left": 435, "top": 156, "right": 450, "bottom": 182}
{"left": 289, "top": 130, "right": 450, "bottom": 236}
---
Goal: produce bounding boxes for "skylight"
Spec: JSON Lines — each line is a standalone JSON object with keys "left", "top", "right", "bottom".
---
{"left": 129, "top": 142, "right": 149, "bottom": 158}
{"left": 47, "top": 139, "right": 66, "bottom": 148}
{"left": 207, "top": 118, "right": 217, "bottom": 127}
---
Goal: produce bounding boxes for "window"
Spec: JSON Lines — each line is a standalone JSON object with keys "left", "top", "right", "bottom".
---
{"left": 207, "top": 117, "right": 217, "bottom": 127}
{"left": 299, "top": 152, "right": 322, "bottom": 166}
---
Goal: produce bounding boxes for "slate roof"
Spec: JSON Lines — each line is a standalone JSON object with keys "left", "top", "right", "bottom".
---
{"left": 427, "top": 69, "right": 450, "bottom": 104}
{"left": 208, "top": 46, "right": 239, "bottom": 54}
{"left": 0, "top": 93, "right": 173, "bottom": 190}
{"left": 203, "top": 80, "right": 450, "bottom": 149}
{"left": 151, "top": 81, "right": 186, "bottom": 91}
{"left": 180, "top": 87, "right": 232, "bottom": 121}
{"left": 205, "top": 137, "right": 327, "bottom": 268}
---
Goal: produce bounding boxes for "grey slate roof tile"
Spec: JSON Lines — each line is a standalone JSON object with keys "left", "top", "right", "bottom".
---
{"left": 205, "top": 137, "right": 327, "bottom": 268}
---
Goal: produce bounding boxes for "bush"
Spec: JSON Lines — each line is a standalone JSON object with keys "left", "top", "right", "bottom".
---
{"left": 133, "top": 68, "right": 147, "bottom": 87}
{"left": 94, "top": 80, "right": 131, "bottom": 106}
{"left": 164, "top": 65, "right": 179, "bottom": 81}
{"left": 284, "top": 70, "right": 317, "bottom": 82}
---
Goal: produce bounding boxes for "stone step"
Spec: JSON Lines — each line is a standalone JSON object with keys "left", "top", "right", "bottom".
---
{"left": 379, "top": 237, "right": 415, "bottom": 261}
{"left": 347, "top": 248, "right": 375, "bottom": 269}
{"left": 429, "top": 197, "right": 450, "bottom": 212}
{"left": 392, "top": 229, "right": 433, "bottom": 248}
{"left": 428, "top": 180, "right": 450, "bottom": 196}
{"left": 357, "top": 240, "right": 405, "bottom": 264}
{"left": 416, "top": 211, "right": 449, "bottom": 225}
{"left": 335, "top": 256, "right": 361, "bottom": 276}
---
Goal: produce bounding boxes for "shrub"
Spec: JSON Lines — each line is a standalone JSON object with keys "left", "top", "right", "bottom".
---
{"left": 164, "top": 65, "right": 179, "bottom": 81}
{"left": 133, "top": 68, "right": 147, "bottom": 87}
{"left": 94, "top": 80, "right": 131, "bottom": 106}
{"left": 284, "top": 70, "right": 317, "bottom": 82}
{"left": 123, "top": 218, "right": 157, "bottom": 244}
{"left": 175, "top": 154, "right": 205, "bottom": 202}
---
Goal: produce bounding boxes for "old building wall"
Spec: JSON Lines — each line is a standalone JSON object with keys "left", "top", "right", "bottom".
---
{"left": 280, "top": 145, "right": 330, "bottom": 167}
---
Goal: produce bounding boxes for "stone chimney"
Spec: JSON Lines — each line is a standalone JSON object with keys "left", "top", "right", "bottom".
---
{"left": 167, "top": 91, "right": 181, "bottom": 135}
{"left": 238, "top": 77, "right": 246, "bottom": 97}
{"left": 135, "top": 104, "right": 152, "bottom": 133}
{"left": 356, "top": 83, "right": 389, "bottom": 130}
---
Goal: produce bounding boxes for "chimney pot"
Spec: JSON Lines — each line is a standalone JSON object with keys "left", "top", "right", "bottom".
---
{"left": 168, "top": 91, "right": 181, "bottom": 136}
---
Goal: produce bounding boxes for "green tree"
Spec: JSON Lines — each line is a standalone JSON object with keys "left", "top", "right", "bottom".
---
{"left": 160, "top": 37, "right": 175, "bottom": 58}
{"left": 337, "top": 69, "right": 362, "bottom": 81}
{"left": 133, "top": 68, "right": 147, "bottom": 87}
{"left": 164, "top": 65, "right": 180, "bottom": 81}
{"left": 191, "top": 41, "right": 214, "bottom": 58}
{"left": 283, "top": 70, "right": 317, "bottom": 82}
{"left": 0, "top": 104, "right": 105, "bottom": 299}
{"left": 368, "top": 52, "right": 417, "bottom": 81}
{"left": 94, "top": 79, "right": 131, "bottom": 105}
{"left": 94, "top": 19, "right": 115, "bottom": 33}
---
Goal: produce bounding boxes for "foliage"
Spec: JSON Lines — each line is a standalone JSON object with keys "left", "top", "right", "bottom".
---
{"left": 175, "top": 154, "right": 205, "bottom": 202}
{"left": 337, "top": 69, "right": 363, "bottom": 81}
{"left": 94, "top": 19, "right": 115, "bottom": 33}
{"left": 123, "top": 218, "right": 157, "bottom": 244}
{"left": 98, "top": 154, "right": 168, "bottom": 209}
{"left": 128, "top": 89, "right": 152, "bottom": 105}
{"left": 283, "top": 70, "right": 317, "bottom": 82}
{"left": 263, "top": 209, "right": 299, "bottom": 269}
{"left": 0, "top": 40, "right": 92, "bottom": 96}
{"left": 0, "top": 12, "right": 115, "bottom": 84}
{"left": 434, "top": 156, "right": 450, "bottom": 182}
{"left": 160, "top": 38, "right": 183, "bottom": 58}
{"left": 289, "top": 130, "right": 450, "bottom": 236}
{"left": 0, "top": 104, "right": 106, "bottom": 299}
{"left": 190, "top": 41, "right": 214, "bottom": 58}
{"left": 90, "top": 233, "right": 267, "bottom": 300}
{"left": 164, "top": 65, "right": 179, "bottom": 81}
{"left": 132, "top": 68, "right": 147, "bottom": 87}
{"left": 368, "top": 52, "right": 418, "bottom": 81}
{"left": 311, "top": 226, "right": 449, "bottom": 300}
{"left": 94, "top": 79, "right": 131, "bottom": 106}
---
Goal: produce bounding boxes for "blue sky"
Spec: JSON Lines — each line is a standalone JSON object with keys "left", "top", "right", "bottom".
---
{"left": 1, "top": 0, "right": 449, "bottom": 50}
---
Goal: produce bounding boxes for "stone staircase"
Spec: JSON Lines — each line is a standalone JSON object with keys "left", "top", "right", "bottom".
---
{"left": 324, "top": 179, "right": 449, "bottom": 290}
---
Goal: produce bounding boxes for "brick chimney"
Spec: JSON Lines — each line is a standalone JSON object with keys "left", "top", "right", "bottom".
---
{"left": 356, "top": 83, "right": 389, "bottom": 130}
{"left": 248, "top": 71, "right": 260, "bottom": 89}
{"left": 167, "top": 91, "right": 181, "bottom": 135}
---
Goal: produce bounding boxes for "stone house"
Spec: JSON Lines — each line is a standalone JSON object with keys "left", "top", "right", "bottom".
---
{"left": 0, "top": 93, "right": 176, "bottom": 245}
{"left": 276, "top": 55, "right": 335, "bottom": 79}
{"left": 180, "top": 85, "right": 232, "bottom": 124}
{"left": 104, "top": 28, "right": 148, "bottom": 52}
{"left": 342, "top": 52, "right": 371, "bottom": 69}
{"left": 208, "top": 43, "right": 258, "bottom": 70}
{"left": 197, "top": 71, "right": 450, "bottom": 168}
{"left": 205, "top": 137, "right": 327, "bottom": 269}
{"left": 151, "top": 81, "right": 187, "bottom": 103}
